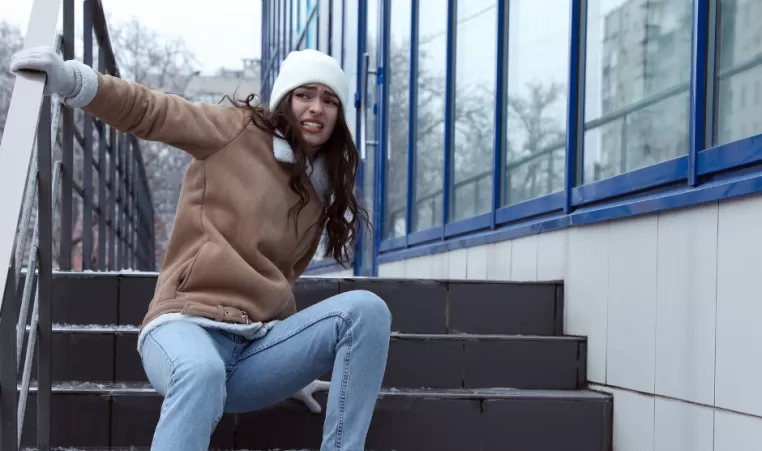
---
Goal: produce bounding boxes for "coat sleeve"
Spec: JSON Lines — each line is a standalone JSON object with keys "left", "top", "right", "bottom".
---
{"left": 82, "top": 72, "right": 245, "bottom": 160}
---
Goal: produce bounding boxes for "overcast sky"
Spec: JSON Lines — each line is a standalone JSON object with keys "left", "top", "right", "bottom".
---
{"left": 2, "top": 0, "right": 262, "bottom": 74}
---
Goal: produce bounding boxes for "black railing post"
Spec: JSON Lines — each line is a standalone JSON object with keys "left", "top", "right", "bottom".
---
{"left": 0, "top": 263, "right": 18, "bottom": 451}
{"left": 98, "top": 47, "right": 107, "bottom": 270}
{"left": 109, "top": 127, "right": 117, "bottom": 270}
{"left": 82, "top": 0, "right": 94, "bottom": 270}
{"left": 59, "top": 0, "right": 75, "bottom": 270}
{"left": 116, "top": 132, "right": 123, "bottom": 269}
{"left": 130, "top": 140, "right": 138, "bottom": 269}
{"left": 121, "top": 135, "right": 130, "bottom": 269}
{"left": 37, "top": 96, "right": 53, "bottom": 450}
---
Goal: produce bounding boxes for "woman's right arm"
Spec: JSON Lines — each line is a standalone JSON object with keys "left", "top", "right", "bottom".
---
{"left": 10, "top": 46, "right": 242, "bottom": 160}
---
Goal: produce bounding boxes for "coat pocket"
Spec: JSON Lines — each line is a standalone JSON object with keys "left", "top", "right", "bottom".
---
{"left": 176, "top": 241, "right": 207, "bottom": 293}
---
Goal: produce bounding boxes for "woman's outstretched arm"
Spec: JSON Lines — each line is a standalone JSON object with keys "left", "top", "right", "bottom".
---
{"left": 10, "top": 45, "right": 243, "bottom": 160}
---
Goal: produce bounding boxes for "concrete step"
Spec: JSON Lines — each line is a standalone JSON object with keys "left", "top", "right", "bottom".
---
{"left": 19, "top": 383, "right": 612, "bottom": 451}
{"left": 49, "top": 271, "right": 565, "bottom": 335}
{"left": 36, "top": 324, "right": 586, "bottom": 390}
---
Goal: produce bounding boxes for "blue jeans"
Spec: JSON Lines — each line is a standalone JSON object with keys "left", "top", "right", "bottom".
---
{"left": 140, "top": 289, "right": 392, "bottom": 451}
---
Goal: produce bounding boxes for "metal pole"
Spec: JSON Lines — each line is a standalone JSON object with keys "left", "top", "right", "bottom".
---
{"left": 82, "top": 0, "right": 94, "bottom": 270}
{"left": 109, "top": 127, "right": 117, "bottom": 270}
{"left": 97, "top": 47, "right": 107, "bottom": 269}
{"left": 0, "top": 263, "right": 19, "bottom": 451}
{"left": 36, "top": 96, "right": 53, "bottom": 449}
{"left": 60, "top": 0, "right": 74, "bottom": 270}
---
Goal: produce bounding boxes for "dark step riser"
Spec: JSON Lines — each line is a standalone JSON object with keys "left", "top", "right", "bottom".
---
{"left": 20, "top": 393, "right": 611, "bottom": 451}
{"left": 45, "top": 274, "right": 564, "bottom": 335}
{"left": 28, "top": 334, "right": 587, "bottom": 390}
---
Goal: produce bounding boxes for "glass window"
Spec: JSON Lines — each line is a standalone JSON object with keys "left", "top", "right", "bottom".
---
{"left": 583, "top": 0, "right": 692, "bottom": 183}
{"left": 415, "top": 0, "right": 447, "bottom": 231}
{"left": 384, "top": 0, "right": 411, "bottom": 238}
{"left": 331, "top": 0, "right": 344, "bottom": 62}
{"left": 503, "top": 0, "right": 569, "bottom": 206}
{"left": 361, "top": 0, "right": 379, "bottom": 271}
{"left": 452, "top": 1, "right": 497, "bottom": 222}
{"left": 343, "top": 0, "right": 358, "bottom": 136}
{"left": 283, "top": 0, "right": 290, "bottom": 52}
{"left": 307, "top": 0, "right": 318, "bottom": 49}
{"left": 715, "top": 0, "right": 762, "bottom": 145}
{"left": 292, "top": 0, "right": 300, "bottom": 47}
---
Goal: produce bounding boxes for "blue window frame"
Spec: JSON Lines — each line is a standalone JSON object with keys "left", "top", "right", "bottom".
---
{"left": 259, "top": 0, "right": 762, "bottom": 275}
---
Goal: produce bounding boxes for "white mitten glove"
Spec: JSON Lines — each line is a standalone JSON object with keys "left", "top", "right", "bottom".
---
{"left": 290, "top": 379, "right": 330, "bottom": 414}
{"left": 9, "top": 45, "right": 98, "bottom": 108}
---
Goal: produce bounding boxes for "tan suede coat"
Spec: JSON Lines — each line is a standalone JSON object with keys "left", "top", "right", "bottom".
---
{"left": 83, "top": 73, "right": 327, "bottom": 330}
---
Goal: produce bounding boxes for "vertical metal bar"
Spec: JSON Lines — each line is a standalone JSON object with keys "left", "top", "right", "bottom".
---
{"left": 304, "top": 0, "right": 312, "bottom": 49}
{"left": 297, "top": 0, "right": 302, "bottom": 34}
{"left": 704, "top": 0, "right": 718, "bottom": 148}
{"left": 688, "top": 0, "right": 708, "bottom": 187}
{"left": 406, "top": 0, "right": 418, "bottom": 239}
{"left": 82, "top": 0, "right": 94, "bottom": 269}
{"left": 340, "top": 0, "right": 346, "bottom": 68}
{"left": 131, "top": 145, "right": 138, "bottom": 269}
{"left": 289, "top": 0, "right": 294, "bottom": 51}
{"left": 283, "top": 0, "right": 288, "bottom": 53}
{"left": 316, "top": 0, "right": 321, "bottom": 50}
{"left": 262, "top": 0, "right": 269, "bottom": 100}
{"left": 372, "top": 0, "right": 388, "bottom": 276}
{"left": 109, "top": 127, "right": 117, "bottom": 270}
{"left": 36, "top": 96, "right": 53, "bottom": 450}
{"left": 353, "top": 0, "right": 367, "bottom": 277}
{"left": 327, "top": 0, "right": 333, "bottom": 54}
{"left": 442, "top": 0, "right": 457, "bottom": 232}
{"left": 98, "top": 48, "right": 107, "bottom": 269}
{"left": 491, "top": 0, "right": 508, "bottom": 226}
{"left": 60, "top": 0, "right": 74, "bottom": 270}
{"left": 123, "top": 136, "right": 130, "bottom": 269}
{"left": 564, "top": 0, "right": 586, "bottom": 213}
{"left": 276, "top": 0, "right": 281, "bottom": 62}
{"left": 134, "top": 184, "right": 141, "bottom": 269}
{"left": 0, "top": 262, "right": 18, "bottom": 451}
{"left": 117, "top": 133, "right": 125, "bottom": 269}
{"left": 127, "top": 142, "right": 133, "bottom": 269}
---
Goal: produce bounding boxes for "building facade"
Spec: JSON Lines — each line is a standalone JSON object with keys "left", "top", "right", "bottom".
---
{"left": 262, "top": 0, "right": 762, "bottom": 449}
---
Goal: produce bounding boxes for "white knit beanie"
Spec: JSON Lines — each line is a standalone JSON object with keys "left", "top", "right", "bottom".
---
{"left": 268, "top": 49, "right": 349, "bottom": 112}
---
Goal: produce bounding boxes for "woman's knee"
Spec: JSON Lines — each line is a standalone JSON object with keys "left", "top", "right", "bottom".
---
{"left": 340, "top": 289, "right": 392, "bottom": 329}
{"left": 173, "top": 357, "right": 226, "bottom": 389}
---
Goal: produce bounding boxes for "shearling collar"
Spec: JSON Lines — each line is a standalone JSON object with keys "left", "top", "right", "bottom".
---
{"left": 273, "top": 136, "right": 330, "bottom": 203}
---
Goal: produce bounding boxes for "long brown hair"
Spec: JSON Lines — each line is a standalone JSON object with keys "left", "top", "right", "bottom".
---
{"left": 223, "top": 91, "right": 370, "bottom": 265}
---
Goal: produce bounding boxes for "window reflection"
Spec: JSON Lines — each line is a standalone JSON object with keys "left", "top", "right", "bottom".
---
{"left": 583, "top": 0, "right": 692, "bottom": 183}
{"left": 331, "top": 0, "right": 343, "bottom": 62}
{"left": 361, "top": 0, "right": 378, "bottom": 271}
{"left": 384, "top": 0, "right": 411, "bottom": 238}
{"left": 343, "top": 0, "right": 358, "bottom": 140}
{"left": 414, "top": 0, "right": 448, "bottom": 231}
{"left": 452, "top": 0, "right": 497, "bottom": 221}
{"left": 715, "top": 0, "right": 762, "bottom": 145}
{"left": 503, "top": 0, "right": 569, "bottom": 206}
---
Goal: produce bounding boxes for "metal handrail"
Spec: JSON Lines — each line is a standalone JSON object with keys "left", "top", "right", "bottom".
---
{"left": 0, "top": 0, "right": 60, "bottom": 324}
{"left": 0, "top": 0, "right": 157, "bottom": 449}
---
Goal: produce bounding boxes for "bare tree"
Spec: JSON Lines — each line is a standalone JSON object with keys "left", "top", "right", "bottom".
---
{"left": 505, "top": 81, "right": 566, "bottom": 204}
{"left": 109, "top": 18, "right": 201, "bottom": 266}
{"left": 0, "top": 21, "right": 25, "bottom": 138}
{"left": 384, "top": 39, "right": 567, "bottom": 225}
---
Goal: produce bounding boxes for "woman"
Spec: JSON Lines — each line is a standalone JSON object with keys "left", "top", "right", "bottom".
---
{"left": 10, "top": 46, "right": 391, "bottom": 451}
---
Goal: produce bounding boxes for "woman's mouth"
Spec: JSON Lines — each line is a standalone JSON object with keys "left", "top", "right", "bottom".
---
{"left": 301, "top": 121, "right": 323, "bottom": 133}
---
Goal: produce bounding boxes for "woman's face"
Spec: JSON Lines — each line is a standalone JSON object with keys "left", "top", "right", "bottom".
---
{"left": 290, "top": 83, "right": 340, "bottom": 158}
